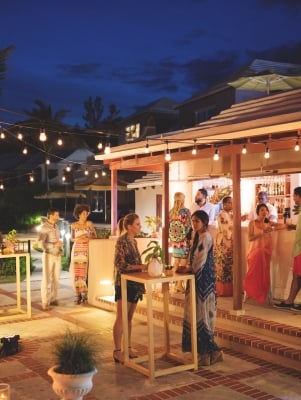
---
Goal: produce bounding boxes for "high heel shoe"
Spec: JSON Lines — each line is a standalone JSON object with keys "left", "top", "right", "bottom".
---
{"left": 113, "top": 349, "right": 124, "bottom": 364}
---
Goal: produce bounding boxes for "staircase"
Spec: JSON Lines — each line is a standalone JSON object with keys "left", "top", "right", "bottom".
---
{"left": 95, "top": 289, "right": 301, "bottom": 371}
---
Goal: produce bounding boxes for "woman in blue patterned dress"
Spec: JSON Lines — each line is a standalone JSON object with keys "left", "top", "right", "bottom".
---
{"left": 112, "top": 213, "right": 146, "bottom": 364}
{"left": 169, "top": 192, "right": 191, "bottom": 292}
{"left": 181, "top": 210, "right": 223, "bottom": 367}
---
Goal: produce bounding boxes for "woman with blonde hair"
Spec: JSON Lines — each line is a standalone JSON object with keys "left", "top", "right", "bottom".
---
{"left": 169, "top": 192, "right": 191, "bottom": 292}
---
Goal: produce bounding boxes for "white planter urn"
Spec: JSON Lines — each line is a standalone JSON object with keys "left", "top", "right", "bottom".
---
{"left": 48, "top": 366, "right": 97, "bottom": 400}
{"left": 148, "top": 257, "right": 163, "bottom": 277}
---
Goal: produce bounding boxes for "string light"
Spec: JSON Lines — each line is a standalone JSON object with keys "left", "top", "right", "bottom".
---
{"left": 62, "top": 174, "right": 66, "bottom": 182}
{"left": 144, "top": 138, "right": 150, "bottom": 153}
{"left": 66, "top": 164, "right": 71, "bottom": 172}
{"left": 39, "top": 128, "right": 47, "bottom": 142}
{"left": 94, "top": 171, "right": 99, "bottom": 178}
{"left": 264, "top": 144, "right": 270, "bottom": 159}
{"left": 45, "top": 158, "right": 50, "bottom": 165}
{"left": 0, "top": 183, "right": 4, "bottom": 190}
{"left": 97, "top": 142, "right": 103, "bottom": 150}
{"left": 29, "top": 174, "right": 35, "bottom": 183}
{"left": 213, "top": 148, "right": 219, "bottom": 161}
{"left": 0, "top": 131, "right": 5, "bottom": 139}
{"left": 192, "top": 139, "right": 197, "bottom": 155}
{"left": 104, "top": 142, "right": 111, "bottom": 154}
{"left": 84, "top": 168, "right": 89, "bottom": 176}
{"left": 242, "top": 143, "right": 247, "bottom": 154}
{"left": 294, "top": 138, "right": 300, "bottom": 151}
{"left": 165, "top": 141, "right": 171, "bottom": 161}
{"left": 22, "top": 146, "right": 28, "bottom": 155}
{"left": 17, "top": 132, "right": 23, "bottom": 140}
{"left": 57, "top": 137, "right": 63, "bottom": 146}
{"left": 102, "top": 169, "right": 106, "bottom": 176}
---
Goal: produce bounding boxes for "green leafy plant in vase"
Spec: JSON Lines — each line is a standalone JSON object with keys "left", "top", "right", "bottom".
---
{"left": 141, "top": 240, "right": 165, "bottom": 277}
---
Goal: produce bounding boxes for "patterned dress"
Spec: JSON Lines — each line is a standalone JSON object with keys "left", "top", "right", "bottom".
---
{"left": 182, "top": 231, "right": 220, "bottom": 355}
{"left": 169, "top": 207, "right": 191, "bottom": 259}
{"left": 214, "top": 209, "right": 233, "bottom": 296}
{"left": 70, "top": 227, "right": 95, "bottom": 300}
{"left": 114, "top": 233, "right": 145, "bottom": 303}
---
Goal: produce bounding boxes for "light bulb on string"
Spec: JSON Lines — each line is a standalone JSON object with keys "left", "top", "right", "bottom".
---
{"left": 144, "top": 139, "right": 150, "bottom": 153}
{"left": 104, "top": 143, "right": 111, "bottom": 154}
{"left": 102, "top": 169, "right": 106, "bottom": 176}
{"left": 94, "top": 171, "right": 99, "bottom": 178}
{"left": 0, "top": 131, "right": 5, "bottom": 139}
{"left": 264, "top": 144, "right": 270, "bottom": 159}
{"left": 165, "top": 141, "right": 171, "bottom": 161}
{"left": 294, "top": 139, "right": 300, "bottom": 151}
{"left": 97, "top": 142, "right": 103, "bottom": 150}
{"left": 66, "top": 164, "right": 71, "bottom": 172}
{"left": 39, "top": 128, "right": 47, "bottom": 142}
{"left": 45, "top": 158, "right": 50, "bottom": 165}
{"left": 213, "top": 148, "right": 219, "bottom": 161}
{"left": 84, "top": 168, "right": 89, "bottom": 176}
{"left": 242, "top": 143, "right": 247, "bottom": 154}
{"left": 192, "top": 139, "right": 197, "bottom": 155}
{"left": 0, "top": 183, "right": 4, "bottom": 190}
{"left": 62, "top": 175, "right": 66, "bottom": 182}
{"left": 22, "top": 146, "right": 28, "bottom": 155}
{"left": 29, "top": 174, "right": 35, "bottom": 183}
{"left": 17, "top": 132, "right": 23, "bottom": 140}
{"left": 57, "top": 137, "right": 63, "bottom": 146}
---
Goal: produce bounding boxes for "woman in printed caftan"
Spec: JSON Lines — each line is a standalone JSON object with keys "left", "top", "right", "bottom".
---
{"left": 70, "top": 204, "right": 97, "bottom": 304}
{"left": 214, "top": 196, "right": 233, "bottom": 296}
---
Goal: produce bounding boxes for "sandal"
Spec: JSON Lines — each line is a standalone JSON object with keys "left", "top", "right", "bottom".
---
{"left": 113, "top": 349, "right": 124, "bottom": 364}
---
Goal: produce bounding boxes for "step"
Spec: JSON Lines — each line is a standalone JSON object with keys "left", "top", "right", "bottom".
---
{"left": 94, "top": 290, "right": 301, "bottom": 371}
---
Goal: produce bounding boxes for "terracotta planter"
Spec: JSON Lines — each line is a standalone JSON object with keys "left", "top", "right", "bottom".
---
{"left": 216, "top": 281, "right": 233, "bottom": 297}
{"left": 48, "top": 366, "right": 97, "bottom": 400}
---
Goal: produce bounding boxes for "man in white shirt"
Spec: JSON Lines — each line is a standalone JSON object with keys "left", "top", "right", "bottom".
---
{"left": 247, "top": 191, "right": 278, "bottom": 222}
{"left": 191, "top": 188, "right": 216, "bottom": 225}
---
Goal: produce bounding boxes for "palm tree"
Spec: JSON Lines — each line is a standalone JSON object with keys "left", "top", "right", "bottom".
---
{"left": 0, "top": 45, "right": 15, "bottom": 95}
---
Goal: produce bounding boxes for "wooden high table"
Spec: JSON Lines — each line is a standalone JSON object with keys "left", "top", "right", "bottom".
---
{"left": 0, "top": 252, "right": 31, "bottom": 319}
{"left": 121, "top": 271, "right": 197, "bottom": 380}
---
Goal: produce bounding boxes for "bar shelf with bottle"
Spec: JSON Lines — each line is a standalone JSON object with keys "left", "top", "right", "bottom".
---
{"left": 255, "top": 175, "right": 290, "bottom": 220}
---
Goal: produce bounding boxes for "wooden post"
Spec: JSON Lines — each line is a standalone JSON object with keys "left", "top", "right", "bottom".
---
{"left": 111, "top": 169, "right": 118, "bottom": 236}
{"left": 162, "top": 162, "right": 169, "bottom": 264}
{"left": 231, "top": 152, "right": 243, "bottom": 311}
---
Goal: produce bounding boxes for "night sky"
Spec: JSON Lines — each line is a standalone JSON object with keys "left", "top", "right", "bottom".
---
{"left": 1, "top": 0, "right": 301, "bottom": 126}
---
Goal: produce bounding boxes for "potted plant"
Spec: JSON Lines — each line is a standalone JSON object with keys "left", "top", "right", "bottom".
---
{"left": 48, "top": 329, "right": 99, "bottom": 400}
{"left": 3, "top": 229, "right": 17, "bottom": 254}
{"left": 164, "top": 264, "right": 174, "bottom": 277}
{"left": 145, "top": 216, "right": 162, "bottom": 237}
{"left": 141, "top": 240, "right": 165, "bottom": 277}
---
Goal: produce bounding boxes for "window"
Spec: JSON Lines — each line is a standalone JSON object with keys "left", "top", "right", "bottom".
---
{"left": 125, "top": 123, "right": 140, "bottom": 142}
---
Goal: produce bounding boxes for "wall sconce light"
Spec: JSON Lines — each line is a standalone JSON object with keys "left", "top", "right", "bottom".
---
{"left": 39, "top": 128, "right": 47, "bottom": 142}
{"left": 264, "top": 143, "right": 270, "bottom": 159}
{"left": 213, "top": 148, "right": 219, "bottom": 161}
{"left": 144, "top": 138, "right": 150, "bottom": 153}
{"left": 192, "top": 139, "right": 197, "bottom": 155}
{"left": 165, "top": 141, "right": 171, "bottom": 161}
{"left": 242, "top": 143, "right": 247, "bottom": 154}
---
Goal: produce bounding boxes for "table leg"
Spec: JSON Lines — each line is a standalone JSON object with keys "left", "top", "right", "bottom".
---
{"left": 147, "top": 282, "right": 155, "bottom": 380}
{"left": 16, "top": 256, "right": 21, "bottom": 311}
{"left": 121, "top": 277, "right": 129, "bottom": 361}
{"left": 25, "top": 254, "right": 31, "bottom": 318}
{"left": 162, "top": 282, "right": 170, "bottom": 354}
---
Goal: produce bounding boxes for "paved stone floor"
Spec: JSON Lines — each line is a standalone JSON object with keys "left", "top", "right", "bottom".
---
{"left": 1, "top": 249, "right": 301, "bottom": 399}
